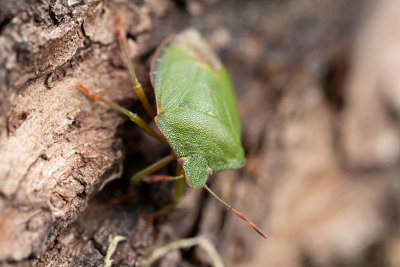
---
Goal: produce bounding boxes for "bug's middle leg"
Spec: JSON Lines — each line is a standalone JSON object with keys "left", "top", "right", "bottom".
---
{"left": 108, "top": 154, "right": 175, "bottom": 205}
{"left": 146, "top": 179, "right": 184, "bottom": 223}
{"left": 127, "top": 157, "right": 185, "bottom": 222}
{"left": 127, "top": 154, "right": 176, "bottom": 194}
{"left": 146, "top": 167, "right": 185, "bottom": 223}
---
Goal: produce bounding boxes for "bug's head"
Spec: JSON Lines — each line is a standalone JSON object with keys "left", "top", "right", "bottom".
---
{"left": 178, "top": 156, "right": 268, "bottom": 239}
{"left": 178, "top": 154, "right": 212, "bottom": 189}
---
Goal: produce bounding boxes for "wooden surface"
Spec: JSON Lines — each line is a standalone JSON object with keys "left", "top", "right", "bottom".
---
{"left": 1, "top": 0, "right": 400, "bottom": 266}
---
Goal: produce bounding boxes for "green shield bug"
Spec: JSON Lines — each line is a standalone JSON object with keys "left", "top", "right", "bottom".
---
{"left": 78, "top": 18, "right": 267, "bottom": 238}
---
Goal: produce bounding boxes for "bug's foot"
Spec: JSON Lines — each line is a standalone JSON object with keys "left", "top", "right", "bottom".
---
{"left": 145, "top": 214, "right": 155, "bottom": 225}
{"left": 107, "top": 193, "right": 132, "bottom": 206}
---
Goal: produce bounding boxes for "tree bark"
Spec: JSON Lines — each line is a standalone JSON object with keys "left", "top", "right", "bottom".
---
{"left": 1, "top": 0, "right": 400, "bottom": 266}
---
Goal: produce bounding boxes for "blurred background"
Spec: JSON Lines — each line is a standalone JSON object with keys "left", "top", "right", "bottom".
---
{"left": 1, "top": 0, "right": 400, "bottom": 266}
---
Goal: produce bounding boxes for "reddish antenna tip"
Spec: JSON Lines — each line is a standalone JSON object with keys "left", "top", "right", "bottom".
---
{"left": 203, "top": 185, "right": 268, "bottom": 239}
{"left": 249, "top": 221, "right": 268, "bottom": 239}
{"left": 232, "top": 209, "right": 268, "bottom": 239}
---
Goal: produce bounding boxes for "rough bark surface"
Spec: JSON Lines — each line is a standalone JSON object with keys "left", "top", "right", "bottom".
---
{"left": 1, "top": 0, "right": 400, "bottom": 266}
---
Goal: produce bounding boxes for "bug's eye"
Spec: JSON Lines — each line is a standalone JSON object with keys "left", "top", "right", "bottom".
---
{"left": 177, "top": 157, "right": 187, "bottom": 165}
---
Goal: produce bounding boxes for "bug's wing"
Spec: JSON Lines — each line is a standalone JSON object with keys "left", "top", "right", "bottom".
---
{"left": 150, "top": 34, "right": 176, "bottom": 90}
{"left": 152, "top": 30, "right": 242, "bottom": 144}
{"left": 155, "top": 107, "right": 244, "bottom": 172}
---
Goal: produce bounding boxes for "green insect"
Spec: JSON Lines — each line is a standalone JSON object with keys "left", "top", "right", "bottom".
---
{"left": 79, "top": 19, "right": 266, "bottom": 238}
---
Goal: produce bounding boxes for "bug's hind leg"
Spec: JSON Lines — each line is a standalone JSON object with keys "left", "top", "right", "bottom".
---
{"left": 117, "top": 17, "right": 154, "bottom": 118}
{"left": 108, "top": 154, "right": 175, "bottom": 205}
{"left": 146, "top": 177, "right": 184, "bottom": 224}
{"left": 78, "top": 84, "right": 164, "bottom": 141}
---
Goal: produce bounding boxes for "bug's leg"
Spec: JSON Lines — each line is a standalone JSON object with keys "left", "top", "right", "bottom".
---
{"left": 142, "top": 175, "right": 184, "bottom": 183}
{"left": 117, "top": 17, "right": 155, "bottom": 118}
{"left": 146, "top": 165, "right": 185, "bottom": 223}
{"left": 203, "top": 184, "right": 268, "bottom": 239}
{"left": 78, "top": 84, "right": 164, "bottom": 141}
{"left": 127, "top": 154, "right": 176, "bottom": 194}
{"left": 108, "top": 154, "right": 175, "bottom": 204}
{"left": 146, "top": 177, "right": 184, "bottom": 223}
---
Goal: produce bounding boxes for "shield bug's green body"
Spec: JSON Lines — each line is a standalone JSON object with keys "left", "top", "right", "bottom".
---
{"left": 152, "top": 30, "right": 245, "bottom": 189}
{"left": 79, "top": 22, "right": 266, "bottom": 238}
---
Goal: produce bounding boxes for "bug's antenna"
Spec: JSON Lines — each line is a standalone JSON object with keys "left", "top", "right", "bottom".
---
{"left": 203, "top": 184, "right": 267, "bottom": 239}
{"left": 117, "top": 17, "right": 155, "bottom": 118}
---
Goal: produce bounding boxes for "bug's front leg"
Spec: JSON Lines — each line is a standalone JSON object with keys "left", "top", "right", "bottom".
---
{"left": 117, "top": 17, "right": 155, "bottom": 118}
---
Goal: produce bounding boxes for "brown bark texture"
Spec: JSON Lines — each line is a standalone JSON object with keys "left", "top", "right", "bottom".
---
{"left": 1, "top": 0, "right": 400, "bottom": 266}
